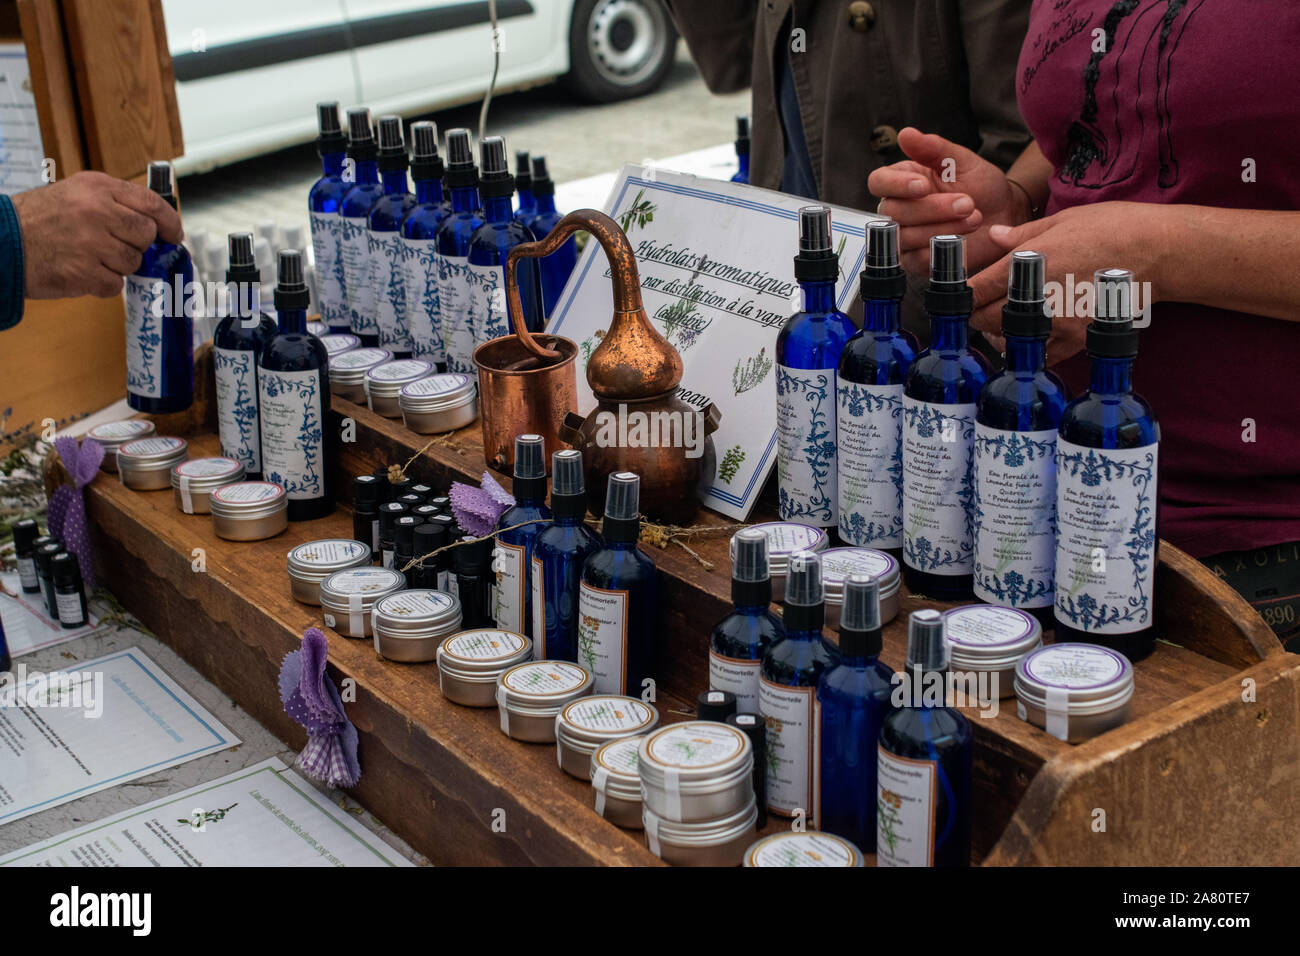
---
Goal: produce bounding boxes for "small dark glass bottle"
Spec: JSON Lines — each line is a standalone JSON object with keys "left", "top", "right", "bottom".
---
{"left": 726, "top": 712, "right": 767, "bottom": 828}
{"left": 696, "top": 689, "right": 737, "bottom": 722}
{"left": 51, "top": 552, "right": 88, "bottom": 629}
{"left": 427, "top": 515, "right": 456, "bottom": 589}
{"left": 411, "top": 521, "right": 446, "bottom": 590}
{"left": 393, "top": 515, "right": 421, "bottom": 585}
{"left": 35, "top": 541, "right": 63, "bottom": 618}
{"left": 710, "top": 528, "right": 785, "bottom": 712}
{"left": 371, "top": 466, "right": 392, "bottom": 503}
{"left": 12, "top": 518, "right": 41, "bottom": 594}
{"left": 0, "top": 614, "right": 10, "bottom": 674}
{"left": 387, "top": 475, "right": 412, "bottom": 500}
{"left": 454, "top": 535, "right": 496, "bottom": 629}
{"left": 353, "top": 473, "right": 383, "bottom": 559}
{"left": 378, "top": 501, "right": 408, "bottom": 568}
{"left": 428, "top": 495, "right": 451, "bottom": 514}
{"left": 396, "top": 492, "right": 426, "bottom": 511}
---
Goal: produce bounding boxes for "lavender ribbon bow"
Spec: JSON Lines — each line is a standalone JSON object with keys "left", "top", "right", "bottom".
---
{"left": 278, "top": 628, "right": 360, "bottom": 788}
{"left": 48, "top": 436, "right": 104, "bottom": 590}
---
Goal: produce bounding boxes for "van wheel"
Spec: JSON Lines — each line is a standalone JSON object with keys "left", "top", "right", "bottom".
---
{"left": 562, "top": 0, "right": 677, "bottom": 103}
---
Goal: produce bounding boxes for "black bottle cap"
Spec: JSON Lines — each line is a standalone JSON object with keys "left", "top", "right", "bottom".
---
{"left": 274, "top": 250, "right": 310, "bottom": 311}
{"left": 924, "top": 234, "right": 974, "bottom": 315}
{"left": 515, "top": 149, "right": 532, "bottom": 190}
{"left": 860, "top": 220, "right": 906, "bottom": 300}
{"left": 353, "top": 473, "right": 382, "bottom": 512}
{"left": 443, "top": 128, "right": 478, "bottom": 190}
{"left": 394, "top": 515, "right": 420, "bottom": 553}
{"left": 51, "top": 551, "right": 83, "bottom": 586}
{"left": 794, "top": 205, "right": 838, "bottom": 282}
{"left": 12, "top": 518, "right": 39, "bottom": 554}
{"left": 36, "top": 542, "right": 64, "bottom": 573}
{"left": 409, "top": 120, "right": 444, "bottom": 182}
{"left": 730, "top": 528, "right": 772, "bottom": 607}
{"left": 346, "top": 107, "right": 377, "bottom": 161}
{"left": 1087, "top": 268, "right": 1141, "bottom": 359}
{"left": 413, "top": 521, "right": 445, "bottom": 562}
{"left": 147, "top": 161, "right": 178, "bottom": 210}
{"left": 378, "top": 501, "right": 408, "bottom": 537}
{"left": 734, "top": 115, "right": 750, "bottom": 155}
{"left": 478, "top": 135, "right": 514, "bottom": 198}
{"left": 32, "top": 534, "right": 54, "bottom": 554}
{"left": 839, "top": 573, "right": 883, "bottom": 658}
{"left": 512, "top": 434, "right": 546, "bottom": 502}
{"left": 376, "top": 114, "right": 409, "bottom": 172}
{"left": 782, "top": 550, "right": 825, "bottom": 633}
{"left": 371, "top": 466, "right": 392, "bottom": 501}
{"left": 549, "top": 449, "right": 587, "bottom": 519}
{"left": 530, "top": 155, "right": 554, "bottom": 195}
{"left": 413, "top": 504, "right": 440, "bottom": 521}
{"left": 316, "top": 101, "right": 347, "bottom": 155}
{"left": 602, "top": 472, "right": 640, "bottom": 542}
{"left": 697, "top": 689, "right": 738, "bottom": 722}
{"left": 455, "top": 534, "right": 494, "bottom": 574}
{"left": 428, "top": 514, "right": 456, "bottom": 559}
{"left": 396, "top": 493, "right": 425, "bottom": 511}
{"left": 1001, "top": 250, "right": 1051, "bottom": 338}
{"left": 225, "top": 232, "right": 257, "bottom": 282}
{"left": 410, "top": 483, "right": 435, "bottom": 499}
{"left": 387, "top": 475, "right": 412, "bottom": 498}
{"left": 905, "top": 609, "right": 947, "bottom": 674}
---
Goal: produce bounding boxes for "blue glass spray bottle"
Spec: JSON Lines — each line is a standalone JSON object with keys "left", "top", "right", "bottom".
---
{"left": 578, "top": 472, "right": 657, "bottom": 696}
{"left": 709, "top": 528, "right": 785, "bottom": 713}
{"left": 1054, "top": 269, "right": 1160, "bottom": 660}
{"left": 308, "top": 102, "right": 351, "bottom": 334}
{"left": 532, "top": 449, "right": 601, "bottom": 661}
{"left": 367, "top": 115, "right": 416, "bottom": 358}
{"left": 213, "top": 233, "right": 276, "bottom": 479}
{"left": 818, "top": 572, "right": 894, "bottom": 851}
{"left": 775, "top": 206, "right": 856, "bottom": 534}
{"left": 259, "top": 250, "right": 334, "bottom": 521}
{"left": 837, "top": 220, "right": 917, "bottom": 553}
{"left": 339, "top": 108, "right": 382, "bottom": 347}
{"left": 401, "top": 121, "right": 451, "bottom": 367}
{"left": 759, "top": 550, "right": 840, "bottom": 822}
{"left": 730, "top": 115, "right": 750, "bottom": 184}
{"left": 493, "top": 434, "right": 552, "bottom": 638}
{"left": 878, "top": 609, "right": 972, "bottom": 867}
{"left": 973, "top": 251, "right": 1068, "bottom": 625}
{"left": 434, "top": 129, "right": 484, "bottom": 374}
{"left": 126, "top": 162, "right": 194, "bottom": 414}
{"left": 468, "top": 136, "right": 543, "bottom": 345}
{"left": 513, "top": 149, "right": 536, "bottom": 226}
{"left": 901, "top": 235, "right": 990, "bottom": 600}
{"left": 526, "top": 156, "right": 577, "bottom": 319}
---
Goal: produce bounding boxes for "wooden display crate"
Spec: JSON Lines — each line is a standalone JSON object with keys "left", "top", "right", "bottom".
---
{"left": 74, "top": 394, "right": 1300, "bottom": 866}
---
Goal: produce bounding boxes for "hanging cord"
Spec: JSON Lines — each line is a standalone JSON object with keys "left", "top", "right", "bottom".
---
{"left": 478, "top": 0, "right": 501, "bottom": 143}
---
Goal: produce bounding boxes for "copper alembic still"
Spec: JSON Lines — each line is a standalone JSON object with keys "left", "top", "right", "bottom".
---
{"left": 482, "top": 208, "right": 720, "bottom": 524}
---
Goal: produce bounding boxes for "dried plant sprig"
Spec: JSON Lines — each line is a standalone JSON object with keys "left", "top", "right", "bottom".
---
{"left": 400, "top": 518, "right": 549, "bottom": 573}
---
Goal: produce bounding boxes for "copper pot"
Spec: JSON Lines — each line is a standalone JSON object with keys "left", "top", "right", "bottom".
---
{"left": 475, "top": 334, "right": 577, "bottom": 473}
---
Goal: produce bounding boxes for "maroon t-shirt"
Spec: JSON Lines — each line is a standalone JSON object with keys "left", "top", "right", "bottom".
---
{"left": 1017, "top": 0, "right": 1300, "bottom": 558}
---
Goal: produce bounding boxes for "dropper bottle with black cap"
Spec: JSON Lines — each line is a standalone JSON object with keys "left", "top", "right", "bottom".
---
{"left": 401, "top": 121, "right": 451, "bottom": 367}
{"left": 973, "top": 251, "right": 1068, "bottom": 624}
{"left": 367, "top": 115, "right": 416, "bottom": 357}
{"left": 818, "top": 573, "right": 894, "bottom": 851}
{"left": 837, "top": 220, "right": 918, "bottom": 553}
{"left": 434, "top": 128, "right": 486, "bottom": 374}
{"left": 493, "top": 434, "right": 553, "bottom": 637}
{"left": 709, "top": 528, "right": 785, "bottom": 710}
{"left": 259, "top": 250, "right": 334, "bottom": 521}
{"left": 126, "top": 161, "right": 195, "bottom": 414}
{"left": 579, "top": 472, "right": 657, "bottom": 695}
{"left": 877, "top": 609, "right": 972, "bottom": 867}
{"left": 525, "top": 155, "right": 577, "bottom": 318}
{"left": 214, "top": 233, "right": 277, "bottom": 479}
{"left": 775, "top": 206, "right": 856, "bottom": 533}
{"left": 309, "top": 102, "right": 351, "bottom": 333}
{"left": 468, "top": 135, "right": 544, "bottom": 342}
{"left": 730, "top": 115, "right": 750, "bottom": 184}
{"left": 1054, "top": 268, "right": 1160, "bottom": 660}
{"left": 901, "top": 234, "right": 991, "bottom": 600}
{"left": 759, "top": 549, "right": 840, "bottom": 823}
{"left": 532, "top": 449, "right": 601, "bottom": 661}
{"left": 513, "top": 149, "right": 536, "bottom": 225}
{"left": 339, "top": 107, "right": 383, "bottom": 346}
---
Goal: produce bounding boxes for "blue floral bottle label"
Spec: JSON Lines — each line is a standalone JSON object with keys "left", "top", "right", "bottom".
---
{"left": 467, "top": 263, "right": 511, "bottom": 347}
{"left": 309, "top": 211, "right": 346, "bottom": 328}
{"left": 837, "top": 381, "right": 903, "bottom": 547}
{"left": 340, "top": 215, "right": 376, "bottom": 335}
{"left": 973, "top": 424, "right": 1057, "bottom": 608}
{"left": 437, "top": 254, "right": 476, "bottom": 374}
{"left": 402, "top": 237, "right": 445, "bottom": 363}
{"left": 258, "top": 367, "right": 326, "bottom": 501}
{"left": 758, "top": 678, "right": 821, "bottom": 822}
{"left": 1054, "top": 439, "right": 1159, "bottom": 634}
{"left": 876, "top": 747, "right": 935, "bottom": 867}
{"left": 214, "top": 346, "right": 262, "bottom": 474}
{"left": 368, "top": 229, "right": 412, "bottom": 353}
{"left": 901, "top": 397, "right": 976, "bottom": 575}
{"left": 775, "top": 365, "right": 837, "bottom": 527}
{"left": 124, "top": 275, "right": 167, "bottom": 399}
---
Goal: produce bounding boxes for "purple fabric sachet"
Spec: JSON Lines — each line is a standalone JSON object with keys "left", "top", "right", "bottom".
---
{"left": 279, "top": 628, "right": 360, "bottom": 788}
{"left": 49, "top": 435, "right": 104, "bottom": 590}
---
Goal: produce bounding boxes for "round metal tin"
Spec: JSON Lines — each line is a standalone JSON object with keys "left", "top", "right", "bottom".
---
{"left": 208, "top": 480, "right": 288, "bottom": 540}
{"left": 329, "top": 347, "right": 393, "bottom": 401}
{"left": 371, "top": 588, "right": 462, "bottom": 662}
{"left": 319, "top": 333, "right": 361, "bottom": 357}
{"left": 944, "top": 604, "right": 1043, "bottom": 700}
{"left": 555, "top": 696, "right": 659, "bottom": 779}
{"left": 590, "top": 734, "right": 647, "bottom": 829}
{"left": 496, "top": 660, "right": 594, "bottom": 743}
{"left": 116, "top": 436, "right": 189, "bottom": 490}
{"left": 436, "top": 628, "right": 532, "bottom": 707}
{"left": 171, "top": 457, "right": 245, "bottom": 514}
{"left": 399, "top": 373, "right": 478, "bottom": 434}
{"left": 286, "top": 538, "right": 373, "bottom": 605}
{"left": 742, "top": 831, "right": 865, "bottom": 867}
{"left": 637, "top": 721, "right": 754, "bottom": 823}
{"left": 365, "top": 359, "right": 435, "bottom": 417}
{"left": 1014, "top": 643, "right": 1134, "bottom": 744}
{"left": 319, "top": 567, "right": 406, "bottom": 638}
{"left": 643, "top": 796, "right": 758, "bottom": 866}
{"left": 89, "top": 419, "right": 155, "bottom": 472}
{"left": 730, "top": 522, "right": 828, "bottom": 586}
{"left": 817, "top": 547, "right": 901, "bottom": 627}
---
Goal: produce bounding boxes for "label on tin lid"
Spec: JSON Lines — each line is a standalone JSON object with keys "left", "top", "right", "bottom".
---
{"left": 748, "top": 832, "right": 859, "bottom": 868}
{"left": 121, "top": 436, "right": 185, "bottom": 456}
{"left": 945, "top": 605, "right": 1036, "bottom": 647}
{"left": 820, "top": 547, "right": 897, "bottom": 584}
{"left": 402, "top": 373, "right": 471, "bottom": 396}
{"left": 176, "top": 457, "right": 241, "bottom": 477}
{"left": 320, "top": 333, "right": 360, "bottom": 354}
{"left": 212, "top": 481, "right": 281, "bottom": 503}
{"left": 328, "top": 567, "right": 404, "bottom": 592}
{"left": 90, "top": 420, "right": 152, "bottom": 440}
{"left": 594, "top": 736, "right": 642, "bottom": 776}
{"left": 741, "top": 522, "right": 825, "bottom": 558}
{"left": 1022, "top": 644, "right": 1125, "bottom": 688}
{"left": 377, "top": 590, "right": 454, "bottom": 617}
{"left": 308, "top": 321, "right": 329, "bottom": 336}
{"left": 368, "top": 359, "right": 433, "bottom": 381}
{"left": 291, "top": 539, "right": 368, "bottom": 566}
{"left": 502, "top": 661, "right": 588, "bottom": 695}
{"left": 561, "top": 697, "right": 654, "bottom": 733}
{"left": 334, "top": 347, "right": 392, "bottom": 369}
{"left": 444, "top": 629, "right": 526, "bottom": 660}
{"left": 645, "top": 722, "right": 745, "bottom": 768}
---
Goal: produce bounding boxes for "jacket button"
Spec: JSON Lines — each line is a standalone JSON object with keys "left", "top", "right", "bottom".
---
{"left": 870, "top": 124, "right": 899, "bottom": 152}
{"left": 848, "top": 1, "right": 877, "bottom": 32}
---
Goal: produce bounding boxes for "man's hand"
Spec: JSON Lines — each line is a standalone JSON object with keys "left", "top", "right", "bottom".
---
{"left": 11, "top": 171, "right": 183, "bottom": 300}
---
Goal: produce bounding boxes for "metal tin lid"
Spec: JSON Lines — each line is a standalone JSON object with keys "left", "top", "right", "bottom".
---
{"left": 331, "top": 347, "right": 394, "bottom": 384}
{"left": 729, "top": 522, "right": 828, "bottom": 573}
{"left": 944, "top": 604, "right": 1043, "bottom": 669}
{"left": 319, "top": 566, "right": 406, "bottom": 607}
{"left": 308, "top": 320, "right": 329, "bottom": 336}
{"left": 319, "top": 333, "right": 361, "bottom": 356}
{"left": 118, "top": 436, "right": 189, "bottom": 469}
{"left": 591, "top": 735, "right": 644, "bottom": 787}
{"left": 637, "top": 720, "right": 752, "bottom": 786}
{"left": 437, "top": 628, "right": 531, "bottom": 676}
{"left": 497, "top": 661, "right": 593, "bottom": 710}
{"left": 287, "top": 538, "right": 371, "bottom": 583}
{"left": 1014, "top": 643, "right": 1134, "bottom": 714}
{"left": 398, "top": 373, "right": 476, "bottom": 410}
{"left": 88, "top": 419, "right": 154, "bottom": 451}
{"left": 372, "top": 588, "right": 461, "bottom": 631}
{"left": 365, "top": 359, "right": 435, "bottom": 397}
{"left": 819, "top": 547, "right": 900, "bottom": 602}
{"left": 643, "top": 796, "right": 757, "bottom": 846}
{"left": 743, "top": 831, "right": 864, "bottom": 867}
{"left": 557, "top": 695, "right": 658, "bottom": 745}
{"left": 208, "top": 481, "right": 286, "bottom": 518}
{"left": 170, "top": 457, "right": 244, "bottom": 492}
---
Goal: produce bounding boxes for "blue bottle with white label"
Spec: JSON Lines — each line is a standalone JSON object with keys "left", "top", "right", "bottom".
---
{"left": 468, "top": 136, "right": 543, "bottom": 345}
{"left": 775, "top": 206, "right": 855, "bottom": 535}
{"left": 213, "top": 233, "right": 276, "bottom": 479}
{"left": 901, "top": 235, "right": 990, "bottom": 600}
{"left": 708, "top": 528, "right": 785, "bottom": 713}
{"left": 126, "top": 162, "right": 194, "bottom": 414}
{"left": 308, "top": 102, "right": 350, "bottom": 334}
{"left": 513, "top": 149, "right": 536, "bottom": 226}
{"left": 532, "top": 449, "right": 601, "bottom": 662}
{"left": 339, "top": 108, "right": 383, "bottom": 347}
{"left": 367, "top": 115, "right": 416, "bottom": 358}
{"left": 526, "top": 156, "right": 577, "bottom": 318}
{"left": 973, "top": 251, "right": 1068, "bottom": 625}
{"left": 493, "top": 434, "right": 552, "bottom": 639}
{"left": 259, "top": 251, "right": 333, "bottom": 521}
{"left": 401, "top": 121, "right": 450, "bottom": 368}
{"left": 1054, "top": 268, "right": 1160, "bottom": 661}
{"left": 731, "top": 116, "right": 750, "bottom": 184}
{"left": 434, "top": 129, "right": 485, "bottom": 374}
